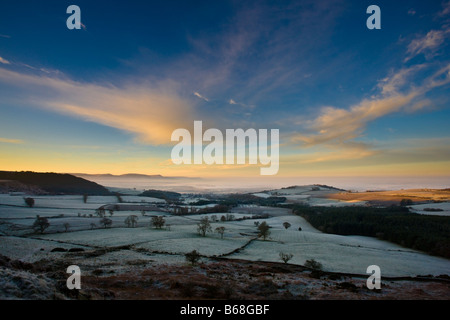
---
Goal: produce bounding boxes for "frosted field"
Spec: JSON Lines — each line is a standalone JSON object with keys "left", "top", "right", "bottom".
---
{"left": 410, "top": 202, "right": 450, "bottom": 216}
{"left": 0, "top": 236, "right": 90, "bottom": 263}
{"left": 251, "top": 188, "right": 367, "bottom": 206}
{"left": 0, "top": 194, "right": 165, "bottom": 208}
{"left": 0, "top": 194, "right": 449, "bottom": 277}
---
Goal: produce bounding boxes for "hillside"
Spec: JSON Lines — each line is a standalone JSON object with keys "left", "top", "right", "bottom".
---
{"left": 0, "top": 171, "right": 111, "bottom": 195}
{"left": 325, "top": 188, "right": 450, "bottom": 205}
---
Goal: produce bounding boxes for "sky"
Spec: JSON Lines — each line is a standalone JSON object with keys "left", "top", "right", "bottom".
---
{"left": 0, "top": 0, "right": 449, "bottom": 183}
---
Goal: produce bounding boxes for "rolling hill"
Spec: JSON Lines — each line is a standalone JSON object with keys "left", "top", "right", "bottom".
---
{"left": 0, "top": 171, "right": 111, "bottom": 195}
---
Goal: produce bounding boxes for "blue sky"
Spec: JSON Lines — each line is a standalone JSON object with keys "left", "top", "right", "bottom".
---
{"left": 0, "top": 0, "right": 449, "bottom": 178}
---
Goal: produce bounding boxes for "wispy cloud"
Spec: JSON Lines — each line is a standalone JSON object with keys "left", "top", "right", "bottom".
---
{"left": 0, "top": 137, "right": 24, "bottom": 144}
{"left": 439, "top": 1, "right": 450, "bottom": 17}
{"left": 179, "top": 1, "right": 344, "bottom": 111}
{"left": 193, "top": 92, "right": 209, "bottom": 102}
{"left": 291, "top": 143, "right": 377, "bottom": 165}
{"left": 228, "top": 98, "right": 255, "bottom": 110}
{"left": 291, "top": 63, "right": 450, "bottom": 147}
{"left": 16, "top": 62, "right": 61, "bottom": 75}
{"left": 0, "top": 34, "right": 10, "bottom": 39}
{"left": 377, "top": 65, "right": 425, "bottom": 96}
{"left": 292, "top": 94, "right": 418, "bottom": 146}
{"left": 0, "top": 56, "right": 63, "bottom": 76}
{"left": 0, "top": 67, "right": 198, "bottom": 145}
{"left": 290, "top": 3, "right": 450, "bottom": 150}
{"left": 405, "top": 28, "right": 450, "bottom": 61}
{"left": 0, "top": 56, "right": 10, "bottom": 65}
{"left": 405, "top": 4, "right": 450, "bottom": 62}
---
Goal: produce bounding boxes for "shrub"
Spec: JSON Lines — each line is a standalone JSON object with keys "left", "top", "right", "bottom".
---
{"left": 32, "top": 215, "right": 49, "bottom": 234}
{"left": 279, "top": 252, "right": 293, "bottom": 264}
{"left": 24, "top": 197, "right": 35, "bottom": 208}
{"left": 305, "top": 259, "right": 323, "bottom": 270}
{"left": 283, "top": 222, "right": 291, "bottom": 229}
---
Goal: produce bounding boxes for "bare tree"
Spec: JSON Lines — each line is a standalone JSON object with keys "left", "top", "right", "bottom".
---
{"left": 197, "top": 216, "right": 212, "bottom": 237}
{"left": 279, "top": 252, "right": 293, "bottom": 264}
{"left": 125, "top": 215, "right": 138, "bottom": 228}
{"left": 226, "top": 213, "right": 235, "bottom": 221}
{"left": 215, "top": 226, "right": 225, "bottom": 239}
{"left": 100, "top": 217, "right": 112, "bottom": 228}
{"left": 63, "top": 222, "right": 70, "bottom": 232}
{"left": 95, "top": 207, "right": 106, "bottom": 218}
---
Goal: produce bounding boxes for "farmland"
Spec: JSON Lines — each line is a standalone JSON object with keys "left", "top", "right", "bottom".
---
{"left": 0, "top": 185, "right": 449, "bottom": 300}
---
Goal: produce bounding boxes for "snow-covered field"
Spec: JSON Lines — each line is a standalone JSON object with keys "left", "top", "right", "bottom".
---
{"left": 409, "top": 202, "right": 450, "bottom": 216}
{"left": 252, "top": 186, "right": 367, "bottom": 206}
{"left": 0, "top": 193, "right": 449, "bottom": 277}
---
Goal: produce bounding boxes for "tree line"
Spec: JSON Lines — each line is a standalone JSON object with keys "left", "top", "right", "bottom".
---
{"left": 292, "top": 205, "right": 450, "bottom": 259}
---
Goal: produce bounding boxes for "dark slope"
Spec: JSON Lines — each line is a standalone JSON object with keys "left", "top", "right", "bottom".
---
{"left": 0, "top": 171, "right": 111, "bottom": 195}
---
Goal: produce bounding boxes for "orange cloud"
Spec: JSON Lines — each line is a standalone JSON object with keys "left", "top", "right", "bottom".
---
{"left": 291, "top": 64, "right": 450, "bottom": 147}
{"left": 0, "top": 56, "right": 10, "bottom": 64}
{"left": 0, "top": 67, "right": 197, "bottom": 145}
{"left": 0, "top": 137, "right": 24, "bottom": 144}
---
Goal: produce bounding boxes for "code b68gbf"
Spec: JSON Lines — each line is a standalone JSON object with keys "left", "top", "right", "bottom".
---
{"left": 224, "top": 305, "right": 269, "bottom": 315}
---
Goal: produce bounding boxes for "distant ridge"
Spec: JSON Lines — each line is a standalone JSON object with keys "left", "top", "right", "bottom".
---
{"left": 74, "top": 173, "right": 164, "bottom": 179}
{"left": 72, "top": 173, "right": 199, "bottom": 180}
{"left": 0, "top": 171, "right": 111, "bottom": 195}
{"left": 281, "top": 184, "right": 346, "bottom": 191}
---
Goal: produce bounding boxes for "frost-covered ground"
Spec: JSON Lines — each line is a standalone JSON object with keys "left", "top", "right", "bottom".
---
{"left": 409, "top": 202, "right": 450, "bottom": 216}
{"left": 0, "top": 193, "right": 449, "bottom": 278}
{"left": 253, "top": 186, "right": 367, "bottom": 206}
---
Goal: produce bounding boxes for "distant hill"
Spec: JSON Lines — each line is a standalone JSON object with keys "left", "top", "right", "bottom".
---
{"left": 74, "top": 173, "right": 165, "bottom": 179}
{"left": 0, "top": 171, "right": 111, "bottom": 195}
{"left": 72, "top": 173, "right": 197, "bottom": 180}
